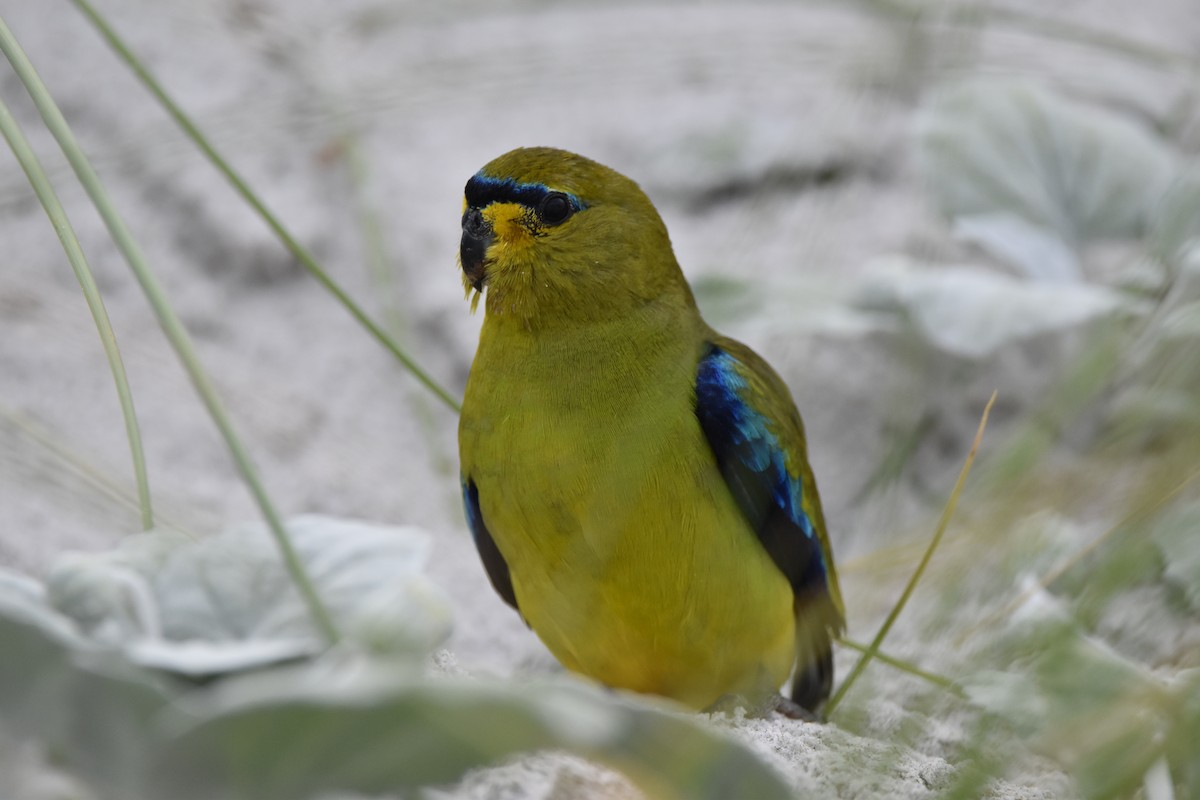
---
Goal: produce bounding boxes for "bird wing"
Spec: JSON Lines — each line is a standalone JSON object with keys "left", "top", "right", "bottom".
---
{"left": 694, "top": 337, "right": 845, "bottom": 709}
{"left": 462, "top": 478, "right": 519, "bottom": 612}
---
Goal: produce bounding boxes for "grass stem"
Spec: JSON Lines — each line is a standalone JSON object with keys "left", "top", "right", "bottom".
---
{"left": 0, "top": 88, "right": 153, "bottom": 532}
{"left": 836, "top": 636, "right": 963, "bottom": 696}
{"left": 827, "top": 391, "right": 996, "bottom": 716}
{"left": 68, "top": 0, "right": 462, "bottom": 414}
{"left": 0, "top": 12, "right": 339, "bottom": 645}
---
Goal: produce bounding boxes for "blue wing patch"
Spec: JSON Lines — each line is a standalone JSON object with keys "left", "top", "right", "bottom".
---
{"left": 694, "top": 343, "right": 829, "bottom": 596}
{"left": 696, "top": 342, "right": 842, "bottom": 712}
{"left": 462, "top": 478, "right": 519, "bottom": 612}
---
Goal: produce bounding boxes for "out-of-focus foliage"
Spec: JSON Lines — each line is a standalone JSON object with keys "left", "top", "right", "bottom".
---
{"left": 841, "top": 70, "right": 1200, "bottom": 799}
{"left": 3, "top": 0, "right": 1198, "bottom": 795}
{"left": 1149, "top": 166, "right": 1200, "bottom": 273}
{"left": 0, "top": 518, "right": 794, "bottom": 800}
{"left": 45, "top": 515, "right": 452, "bottom": 676}
{"left": 918, "top": 78, "right": 1176, "bottom": 281}
{"left": 853, "top": 257, "right": 1135, "bottom": 359}
{"left": 1151, "top": 502, "right": 1200, "bottom": 614}
{"left": 958, "top": 509, "right": 1200, "bottom": 800}
{"left": 964, "top": 614, "right": 1193, "bottom": 800}
{"left": 1107, "top": 254, "right": 1200, "bottom": 447}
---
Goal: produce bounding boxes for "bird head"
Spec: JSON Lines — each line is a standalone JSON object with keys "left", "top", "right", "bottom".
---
{"left": 459, "top": 147, "right": 693, "bottom": 324}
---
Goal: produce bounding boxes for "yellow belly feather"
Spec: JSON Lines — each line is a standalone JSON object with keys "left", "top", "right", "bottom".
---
{"left": 460, "top": 314, "right": 796, "bottom": 709}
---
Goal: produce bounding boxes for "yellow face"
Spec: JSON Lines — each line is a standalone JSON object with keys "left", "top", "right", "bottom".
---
{"left": 458, "top": 147, "right": 686, "bottom": 323}
{"left": 484, "top": 202, "right": 537, "bottom": 249}
{"left": 459, "top": 172, "right": 584, "bottom": 313}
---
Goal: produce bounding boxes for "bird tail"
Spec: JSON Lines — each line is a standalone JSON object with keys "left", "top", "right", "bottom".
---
{"left": 789, "top": 591, "right": 843, "bottom": 716}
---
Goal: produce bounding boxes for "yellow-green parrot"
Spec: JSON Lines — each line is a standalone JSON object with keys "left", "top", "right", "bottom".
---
{"left": 458, "top": 147, "right": 844, "bottom": 716}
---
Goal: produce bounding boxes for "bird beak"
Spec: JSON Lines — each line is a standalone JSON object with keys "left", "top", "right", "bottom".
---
{"left": 460, "top": 207, "right": 493, "bottom": 292}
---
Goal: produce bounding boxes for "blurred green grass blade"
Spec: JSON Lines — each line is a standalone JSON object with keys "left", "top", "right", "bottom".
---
{"left": 68, "top": 0, "right": 462, "bottom": 415}
{"left": 0, "top": 94, "right": 154, "bottom": 532}
{"left": 958, "top": 463, "right": 1200, "bottom": 645}
{"left": 836, "top": 636, "right": 962, "bottom": 696}
{"left": 853, "top": 411, "right": 935, "bottom": 503}
{"left": 827, "top": 391, "right": 996, "bottom": 717}
{"left": 0, "top": 13, "right": 339, "bottom": 646}
{"left": 986, "top": 323, "right": 1126, "bottom": 487}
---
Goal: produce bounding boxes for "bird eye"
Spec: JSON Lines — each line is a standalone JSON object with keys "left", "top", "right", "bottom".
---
{"left": 537, "top": 192, "right": 574, "bottom": 226}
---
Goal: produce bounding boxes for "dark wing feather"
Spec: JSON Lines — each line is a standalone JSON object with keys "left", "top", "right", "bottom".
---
{"left": 462, "top": 478, "right": 519, "bottom": 612}
{"left": 694, "top": 340, "right": 843, "bottom": 713}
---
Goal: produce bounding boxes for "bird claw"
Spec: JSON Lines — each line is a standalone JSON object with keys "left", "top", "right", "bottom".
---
{"left": 771, "top": 693, "right": 822, "bottom": 722}
{"left": 705, "top": 692, "right": 822, "bottom": 722}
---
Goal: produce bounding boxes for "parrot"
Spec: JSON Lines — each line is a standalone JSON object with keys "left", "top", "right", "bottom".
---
{"left": 457, "top": 147, "right": 844, "bottom": 717}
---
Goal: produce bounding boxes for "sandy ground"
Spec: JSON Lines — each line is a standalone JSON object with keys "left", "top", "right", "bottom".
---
{"left": 2, "top": 1, "right": 1198, "bottom": 797}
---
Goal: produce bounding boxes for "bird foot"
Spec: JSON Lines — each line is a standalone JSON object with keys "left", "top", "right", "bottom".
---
{"left": 706, "top": 692, "right": 822, "bottom": 722}
{"left": 770, "top": 693, "right": 821, "bottom": 722}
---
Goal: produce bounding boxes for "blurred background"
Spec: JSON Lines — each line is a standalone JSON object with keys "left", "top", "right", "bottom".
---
{"left": 1, "top": 1, "right": 1198, "bottom": 797}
